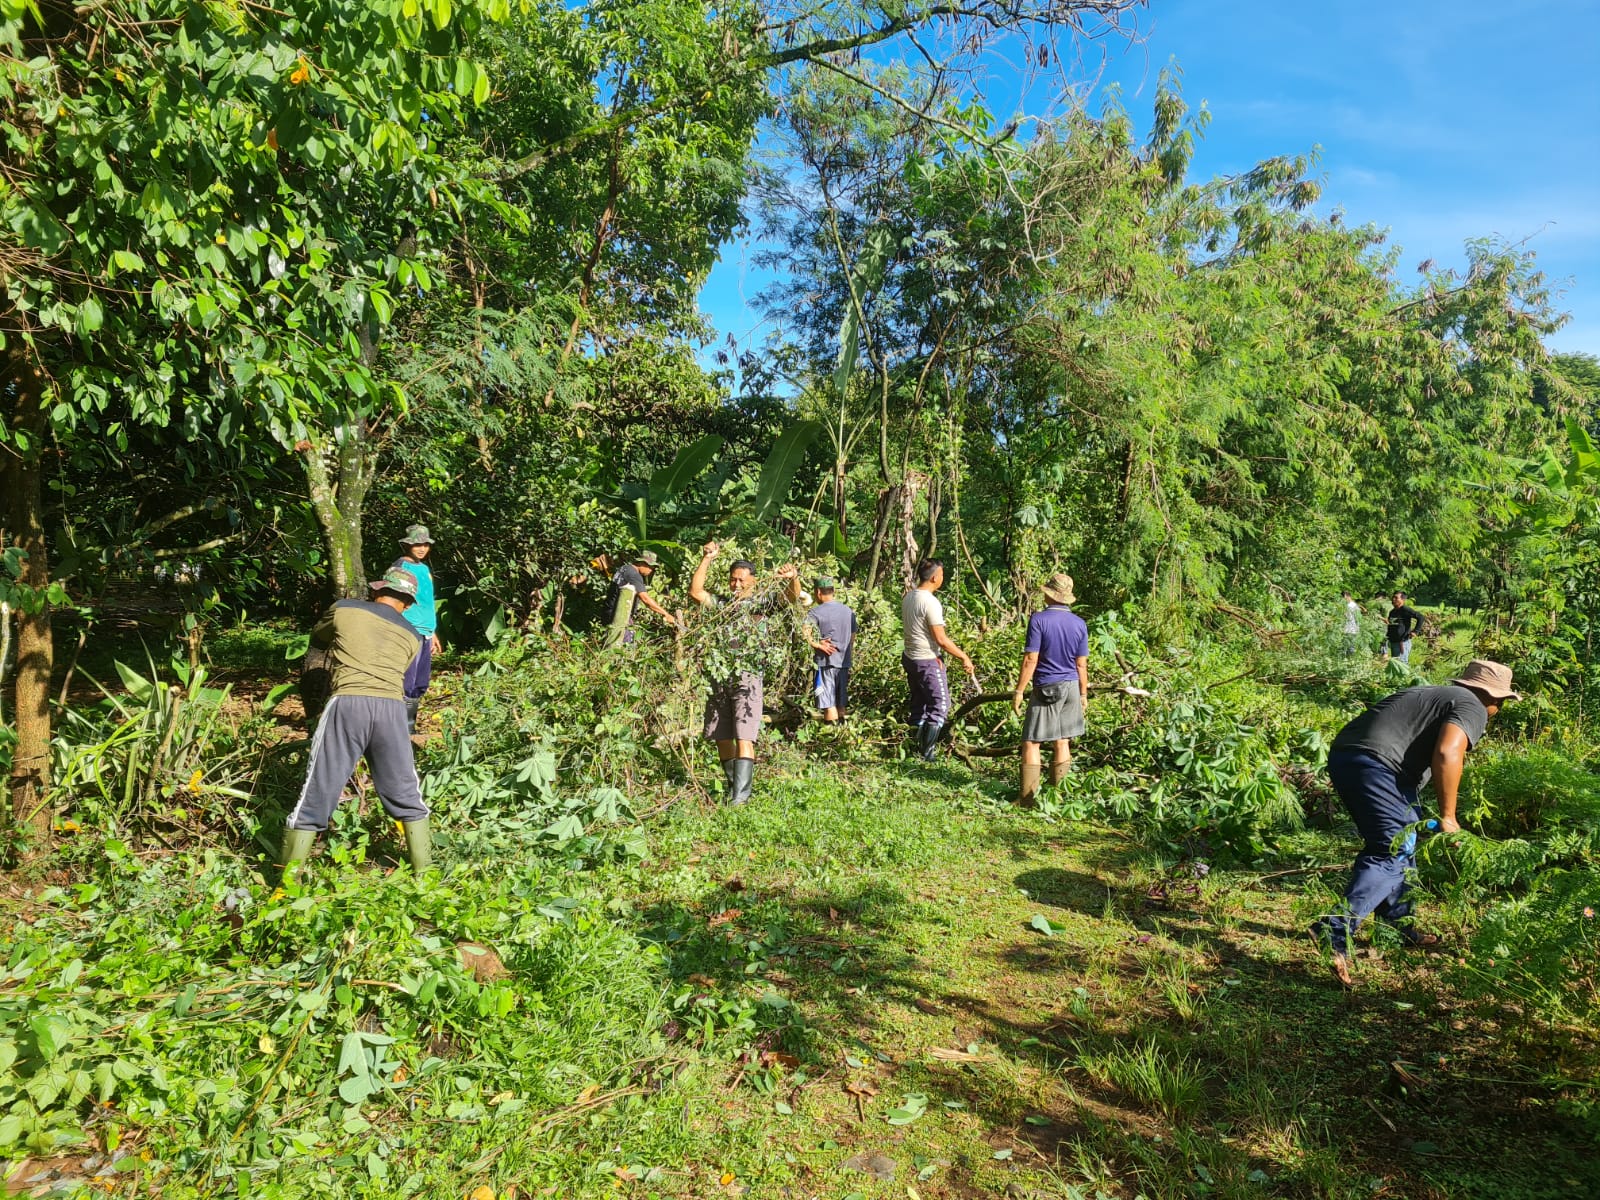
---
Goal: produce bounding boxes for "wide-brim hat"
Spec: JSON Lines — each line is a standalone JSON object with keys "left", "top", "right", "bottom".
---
{"left": 1041, "top": 572, "right": 1075, "bottom": 606}
{"left": 399, "top": 523, "right": 435, "bottom": 546}
{"left": 1450, "top": 659, "right": 1521, "bottom": 702}
{"left": 368, "top": 567, "right": 418, "bottom": 603}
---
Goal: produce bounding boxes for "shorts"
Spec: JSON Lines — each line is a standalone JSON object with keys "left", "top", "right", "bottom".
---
{"left": 814, "top": 664, "right": 849, "bottom": 710}
{"left": 1021, "top": 681, "right": 1085, "bottom": 743}
{"left": 704, "top": 672, "right": 764, "bottom": 741}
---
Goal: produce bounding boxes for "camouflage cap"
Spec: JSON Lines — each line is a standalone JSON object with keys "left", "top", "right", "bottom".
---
{"left": 368, "top": 567, "right": 418, "bottom": 603}
{"left": 399, "top": 523, "right": 435, "bottom": 545}
{"left": 634, "top": 550, "right": 661, "bottom": 567}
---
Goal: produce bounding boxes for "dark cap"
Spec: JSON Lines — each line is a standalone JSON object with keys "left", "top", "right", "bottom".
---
{"left": 813, "top": 576, "right": 836, "bottom": 591}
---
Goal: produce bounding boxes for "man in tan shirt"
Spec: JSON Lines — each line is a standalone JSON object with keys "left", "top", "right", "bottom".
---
{"left": 281, "top": 569, "right": 431, "bottom": 875}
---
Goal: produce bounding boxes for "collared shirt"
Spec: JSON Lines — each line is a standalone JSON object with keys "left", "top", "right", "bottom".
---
{"left": 1024, "top": 605, "right": 1089, "bottom": 685}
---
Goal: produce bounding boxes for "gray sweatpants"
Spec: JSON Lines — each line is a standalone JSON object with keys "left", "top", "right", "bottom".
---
{"left": 287, "top": 695, "right": 427, "bottom": 831}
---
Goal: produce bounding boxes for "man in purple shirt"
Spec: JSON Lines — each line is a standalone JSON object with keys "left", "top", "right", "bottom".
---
{"left": 1010, "top": 573, "right": 1089, "bottom": 805}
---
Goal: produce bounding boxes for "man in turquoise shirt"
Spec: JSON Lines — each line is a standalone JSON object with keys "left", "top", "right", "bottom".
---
{"left": 392, "top": 523, "right": 440, "bottom": 734}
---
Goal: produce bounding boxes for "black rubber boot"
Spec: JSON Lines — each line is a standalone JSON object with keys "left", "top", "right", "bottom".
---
{"left": 920, "top": 722, "right": 944, "bottom": 761}
{"left": 722, "top": 757, "right": 741, "bottom": 804}
{"left": 910, "top": 721, "right": 927, "bottom": 758}
{"left": 731, "top": 758, "right": 755, "bottom": 805}
{"left": 404, "top": 698, "right": 420, "bottom": 735}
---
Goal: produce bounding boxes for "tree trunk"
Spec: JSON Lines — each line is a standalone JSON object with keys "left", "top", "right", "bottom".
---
{"left": 302, "top": 415, "right": 376, "bottom": 599}
{"left": 898, "top": 471, "right": 924, "bottom": 588}
{"left": 3, "top": 353, "right": 54, "bottom": 861}
{"left": 865, "top": 484, "right": 899, "bottom": 592}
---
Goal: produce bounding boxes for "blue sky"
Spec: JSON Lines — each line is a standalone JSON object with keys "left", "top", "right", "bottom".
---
{"left": 699, "top": 0, "right": 1600, "bottom": 361}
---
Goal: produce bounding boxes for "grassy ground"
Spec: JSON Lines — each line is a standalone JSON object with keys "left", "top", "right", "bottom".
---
{"left": 599, "top": 750, "right": 1598, "bottom": 1200}
{"left": 6, "top": 629, "right": 1598, "bottom": 1198}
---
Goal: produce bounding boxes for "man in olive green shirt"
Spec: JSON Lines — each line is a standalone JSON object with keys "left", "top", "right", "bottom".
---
{"left": 281, "top": 569, "right": 432, "bottom": 874}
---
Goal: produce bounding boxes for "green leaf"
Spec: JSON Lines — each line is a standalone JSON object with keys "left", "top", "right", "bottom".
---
{"left": 1030, "top": 913, "right": 1065, "bottom": 937}
{"left": 30, "top": 1015, "right": 71, "bottom": 1061}
{"left": 752, "top": 420, "right": 822, "bottom": 522}
{"left": 113, "top": 660, "right": 154, "bottom": 702}
{"left": 650, "top": 434, "right": 723, "bottom": 504}
{"left": 992, "top": 1148, "right": 1013, "bottom": 1160}
{"left": 472, "top": 68, "right": 491, "bottom": 106}
{"left": 833, "top": 226, "right": 892, "bottom": 399}
{"left": 74, "top": 296, "right": 104, "bottom": 337}
{"left": 884, "top": 1092, "right": 927, "bottom": 1125}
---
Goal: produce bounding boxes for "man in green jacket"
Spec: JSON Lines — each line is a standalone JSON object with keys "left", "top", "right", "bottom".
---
{"left": 281, "top": 568, "right": 432, "bottom": 875}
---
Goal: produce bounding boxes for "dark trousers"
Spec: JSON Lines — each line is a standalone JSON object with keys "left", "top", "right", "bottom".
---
{"left": 1319, "top": 749, "right": 1421, "bottom": 953}
{"left": 403, "top": 635, "right": 433, "bottom": 700}
{"left": 288, "top": 695, "right": 428, "bottom": 831}
{"left": 903, "top": 655, "right": 950, "bottom": 727}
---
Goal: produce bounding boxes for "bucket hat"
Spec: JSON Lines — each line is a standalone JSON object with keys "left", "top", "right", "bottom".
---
{"left": 1449, "top": 660, "right": 1521, "bottom": 702}
{"left": 399, "top": 524, "right": 435, "bottom": 546}
{"left": 633, "top": 550, "right": 661, "bottom": 567}
{"left": 1041, "top": 572, "right": 1075, "bottom": 606}
{"left": 369, "top": 567, "right": 418, "bottom": 603}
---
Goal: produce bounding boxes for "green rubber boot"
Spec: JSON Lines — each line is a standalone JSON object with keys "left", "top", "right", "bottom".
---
{"left": 402, "top": 818, "right": 432, "bottom": 874}
{"left": 279, "top": 827, "right": 316, "bottom": 878}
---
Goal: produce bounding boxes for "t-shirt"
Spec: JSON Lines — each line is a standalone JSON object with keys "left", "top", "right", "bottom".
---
{"left": 603, "top": 563, "right": 649, "bottom": 625}
{"left": 1343, "top": 600, "right": 1361, "bottom": 635}
{"left": 902, "top": 588, "right": 946, "bottom": 660}
{"left": 310, "top": 600, "right": 421, "bottom": 700}
{"left": 1331, "top": 685, "right": 1490, "bottom": 789}
{"left": 806, "top": 601, "right": 857, "bottom": 668}
{"left": 1024, "top": 605, "right": 1089, "bottom": 686}
{"left": 392, "top": 558, "right": 437, "bottom": 636}
{"left": 1386, "top": 604, "right": 1423, "bottom": 644}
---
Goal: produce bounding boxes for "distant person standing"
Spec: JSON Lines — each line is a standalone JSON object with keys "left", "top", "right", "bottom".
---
{"left": 1342, "top": 591, "right": 1364, "bottom": 657}
{"left": 805, "top": 577, "right": 857, "bottom": 723}
{"left": 901, "top": 558, "right": 977, "bottom": 761}
{"left": 688, "top": 542, "right": 800, "bottom": 804}
{"left": 282, "top": 568, "right": 432, "bottom": 876}
{"left": 1385, "top": 592, "right": 1424, "bottom": 663}
{"left": 1312, "top": 660, "right": 1518, "bottom": 987}
{"left": 392, "top": 524, "right": 441, "bottom": 735}
{"left": 602, "top": 550, "right": 677, "bottom": 647}
{"left": 1010, "top": 573, "right": 1089, "bottom": 804}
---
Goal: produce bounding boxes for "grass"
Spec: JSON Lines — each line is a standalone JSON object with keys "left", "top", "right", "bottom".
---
{"left": 6, "top": 702, "right": 1600, "bottom": 1197}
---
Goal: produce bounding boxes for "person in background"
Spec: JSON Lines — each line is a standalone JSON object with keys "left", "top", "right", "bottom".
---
{"left": 392, "top": 524, "right": 441, "bottom": 735}
{"left": 805, "top": 577, "right": 857, "bottom": 723}
{"left": 602, "top": 549, "right": 678, "bottom": 646}
{"left": 1342, "top": 591, "right": 1364, "bottom": 657}
{"left": 1010, "top": 573, "right": 1089, "bottom": 804}
{"left": 688, "top": 542, "right": 801, "bottom": 804}
{"left": 1384, "top": 591, "right": 1424, "bottom": 663}
{"left": 1311, "top": 660, "right": 1518, "bottom": 987}
{"left": 901, "top": 558, "right": 977, "bottom": 761}
{"left": 282, "top": 568, "right": 432, "bottom": 876}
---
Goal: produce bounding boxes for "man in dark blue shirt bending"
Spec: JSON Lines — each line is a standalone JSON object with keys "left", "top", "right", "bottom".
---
{"left": 1312, "top": 660, "right": 1518, "bottom": 986}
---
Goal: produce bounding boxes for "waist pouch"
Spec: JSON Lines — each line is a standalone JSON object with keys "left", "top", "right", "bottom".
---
{"left": 1032, "top": 681, "right": 1074, "bottom": 705}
